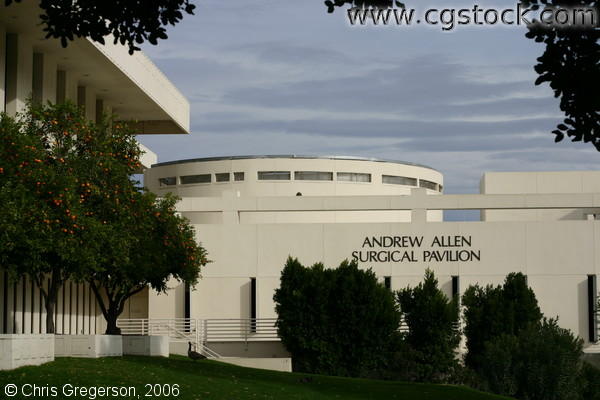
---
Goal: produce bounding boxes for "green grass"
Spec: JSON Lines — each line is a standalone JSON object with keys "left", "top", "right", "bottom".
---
{"left": 0, "top": 356, "right": 511, "bottom": 400}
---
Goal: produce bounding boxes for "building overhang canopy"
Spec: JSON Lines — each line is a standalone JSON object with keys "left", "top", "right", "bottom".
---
{"left": 0, "top": 2, "right": 190, "bottom": 135}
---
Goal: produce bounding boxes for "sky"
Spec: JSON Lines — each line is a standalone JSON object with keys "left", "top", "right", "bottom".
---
{"left": 137, "top": 0, "right": 600, "bottom": 196}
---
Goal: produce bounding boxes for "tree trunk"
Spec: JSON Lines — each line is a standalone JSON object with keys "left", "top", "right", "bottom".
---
{"left": 89, "top": 280, "right": 146, "bottom": 335}
{"left": 36, "top": 271, "right": 60, "bottom": 334}
{"left": 105, "top": 306, "right": 122, "bottom": 335}
{"left": 45, "top": 299, "right": 55, "bottom": 334}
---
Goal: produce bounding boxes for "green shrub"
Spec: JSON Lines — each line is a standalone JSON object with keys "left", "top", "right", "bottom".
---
{"left": 580, "top": 362, "right": 600, "bottom": 400}
{"left": 462, "top": 272, "right": 542, "bottom": 370}
{"left": 395, "top": 269, "right": 461, "bottom": 382}
{"left": 273, "top": 257, "right": 401, "bottom": 377}
{"left": 479, "top": 319, "right": 583, "bottom": 400}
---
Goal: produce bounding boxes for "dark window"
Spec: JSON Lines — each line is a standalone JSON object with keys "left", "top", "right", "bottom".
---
{"left": 234, "top": 172, "right": 245, "bottom": 181}
{"left": 419, "top": 179, "right": 438, "bottom": 191}
{"left": 337, "top": 172, "right": 371, "bottom": 182}
{"left": 184, "top": 283, "right": 191, "bottom": 332}
{"left": 588, "top": 275, "right": 597, "bottom": 342}
{"left": 452, "top": 276, "right": 460, "bottom": 298}
{"left": 180, "top": 174, "right": 211, "bottom": 185}
{"left": 294, "top": 171, "right": 333, "bottom": 181}
{"left": 382, "top": 175, "right": 417, "bottom": 186}
{"left": 384, "top": 276, "right": 391, "bottom": 290}
{"left": 216, "top": 173, "right": 230, "bottom": 182}
{"left": 159, "top": 177, "right": 176, "bottom": 186}
{"left": 250, "top": 278, "right": 257, "bottom": 333}
{"left": 258, "top": 171, "right": 290, "bottom": 180}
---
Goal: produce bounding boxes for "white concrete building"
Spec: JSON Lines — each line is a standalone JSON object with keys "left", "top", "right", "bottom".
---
{"left": 0, "top": 1, "right": 598, "bottom": 371}
{"left": 138, "top": 157, "right": 600, "bottom": 358}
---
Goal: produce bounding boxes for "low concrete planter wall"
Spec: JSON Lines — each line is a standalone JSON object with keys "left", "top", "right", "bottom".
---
{"left": 0, "top": 334, "right": 54, "bottom": 370}
{"left": 219, "top": 357, "right": 292, "bottom": 372}
{"left": 55, "top": 335, "right": 122, "bottom": 358}
{"left": 122, "top": 336, "right": 169, "bottom": 357}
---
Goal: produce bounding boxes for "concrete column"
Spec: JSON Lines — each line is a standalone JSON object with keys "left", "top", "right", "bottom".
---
{"left": 65, "top": 70, "right": 78, "bottom": 102}
{"left": 5, "top": 33, "right": 32, "bottom": 116}
{"left": 410, "top": 188, "right": 428, "bottom": 222}
{"left": 77, "top": 85, "right": 97, "bottom": 122}
{"left": 0, "top": 26, "right": 6, "bottom": 112}
{"left": 32, "top": 53, "right": 43, "bottom": 105}
{"left": 42, "top": 53, "right": 57, "bottom": 104}
{"left": 95, "top": 98, "right": 103, "bottom": 124}
{"left": 56, "top": 70, "right": 66, "bottom": 103}
{"left": 85, "top": 87, "right": 96, "bottom": 121}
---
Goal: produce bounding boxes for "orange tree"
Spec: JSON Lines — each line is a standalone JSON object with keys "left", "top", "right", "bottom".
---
{"left": 71, "top": 117, "right": 208, "bottom": 335}
{"left": 0, "top": 102, "right": 207, "bottom": 334}
{"left": 0, "top": 103, "right": 100, "bottom": 333}
{"left": 87, "top": 189, "right": 208, "bottom": 335}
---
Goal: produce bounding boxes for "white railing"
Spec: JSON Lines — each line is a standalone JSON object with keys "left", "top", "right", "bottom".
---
{"left": 117, "top": 318, "right": 202, "bottom": 341}
{"left": 596, "top": 310, "right": 600, "bottom": 342}
{"left": 117, "top": 318, "right": 220, "bottom": 358}
{"left": 117, "top": 317, "right": 438, "bottom": 342}
{"left": 203, "top": 318, "right": 279, "bottom": 343}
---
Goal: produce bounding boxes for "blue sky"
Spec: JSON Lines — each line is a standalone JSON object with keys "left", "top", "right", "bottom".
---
{"left": 138, "top": 0, "right": 599, "bottom": 195}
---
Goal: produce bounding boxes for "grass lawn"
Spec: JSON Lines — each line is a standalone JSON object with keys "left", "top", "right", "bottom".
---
{"left": 0, "top": 356, "right": 511, "bottom": 400}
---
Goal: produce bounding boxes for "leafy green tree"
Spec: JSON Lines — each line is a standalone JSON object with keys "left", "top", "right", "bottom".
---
{"left": 274, "top": 257, "right": 401, "bottom": 377}
{"left": 89, "top": 191, "right": 208, "bottom": 335}
{"left": 4, "top": 0, "right": 196, "bottom": 54}
{"left": 0, "top": 101, "right": 208, "bottom": 335}
{"left": 462, "top": 272, "right": 542, "bottom": 370}
{"left": 0, "top": 103, "right": 101, "bottom": 333}
{"left": 58, "top": 105, "right": 209, "bottom": 335}
{"left": 521, "top": 0, "right": 599, "bottom": 149}
{"left": 395, "top": 269, "right": 460, "bottom": 382}
{"left": 580, "top": 361, "right": 600, "bottom": 400}
{"left": 479, "top": 319, "right": 583, "bottom": 400}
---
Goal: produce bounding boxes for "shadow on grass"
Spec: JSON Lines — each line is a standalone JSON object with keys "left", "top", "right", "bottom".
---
{"left": 121, "top": 355, "right": 510, "bottom": 400}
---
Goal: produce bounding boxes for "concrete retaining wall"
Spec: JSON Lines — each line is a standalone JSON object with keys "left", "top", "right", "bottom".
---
{"left": 0, "top": 334, "right": 54, "bottom": 370}
{"left": 122, "top": 336, "right": 169, "bottom": 357}
{"left": 219, "top": 357, "right": 292, "bottom": 372}
{"left": 55, "top": 335, "right": 122, "bottom": 358}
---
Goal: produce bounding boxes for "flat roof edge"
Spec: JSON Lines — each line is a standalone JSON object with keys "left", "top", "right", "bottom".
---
{"left": 152, "top": 155, "right": 440, "bottom": 172}
{"left": 89, "top": 39, "right": 190, "bottom": 134}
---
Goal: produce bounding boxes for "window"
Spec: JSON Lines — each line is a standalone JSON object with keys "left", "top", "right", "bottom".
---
{"left": 337, "top": 172, "right": 371, "bottom": 183}
{"left": 419, "top": 179, "right": 438, "bottom": 191}
{"left": 294, "top": 171, "right": 333, "bottom": 181}
{"left": 250, "top": 277, "right": 257, "bottom": 333}
{"left": 184, "top": 283, "right": 191, "bottom": 332}
{"left": 180, "top": 174, "right": 211, "bottom": 185}
{"left": 258, "top": 171, "right": 291, "bottom": 180}
{"left": 588, "top": 275, "right": 597, "bottom": 342}
{"left": 452, "top": 276, "right": 460, "bottom": 298}
{"left": 384, "top": 276, "right": 391, "bottom": 290}
{"left": 216, "top": 173, "right": 230, "bottom": 182}
{"left": 439, "top": 184, "right": 444, "bottom": 193}
{"left": 159, "top": 177, "right": 176, "bottom": 186}
{"left": 382, "top": 175, "right": 417, "bottom": 186}
{"left": 234, "top": 172, "right": 245, "bottom": 181}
